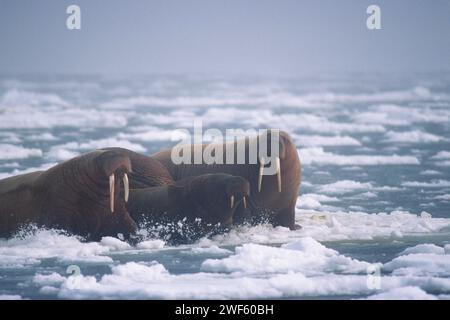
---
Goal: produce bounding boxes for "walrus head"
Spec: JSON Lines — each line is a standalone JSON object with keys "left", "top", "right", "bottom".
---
{"left": 39, "top": 149, "right": 137, "bottom": 240}
{"left": 169, "top": 173, "right": 250, "bottom": 227}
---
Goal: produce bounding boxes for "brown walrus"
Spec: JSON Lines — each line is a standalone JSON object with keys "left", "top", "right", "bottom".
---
{"left": 152, "top": 129, "right": 301, "bottom": 230}
{"left": 128, "top": 173, "right": 250, "bottom": 242}
{"left": 0, "top": 148, "right": 251, "bottom": 241}
{"left": 0, "top": 130, "right": 300, "bottom": 240}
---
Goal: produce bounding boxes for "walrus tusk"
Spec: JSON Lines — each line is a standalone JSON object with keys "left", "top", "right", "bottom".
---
{"left": 258, "top": 157, "right": 265, "bottom": 192}
{"left": 243, "top": 196, "right": 247, "bottom": 209}
{"left": 123, "top": 173, "right": 129, "bottom": 203}
{"left": 276, "top": 156, "right": 281, "bottom": 192}
{"left": 230, "top": 195, "right": 234, "bottom": 209}
{"left": 109, "top": 174, "right": 115, "bottom": 213}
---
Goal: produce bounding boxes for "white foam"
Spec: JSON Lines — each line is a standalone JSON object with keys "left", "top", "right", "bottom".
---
{"left": 0, "top": 230, "right": 113, "bottom": 267}
{"left": 352, "top": 104, "right": 450, "bottom": 126}
{"left": 46, "top": 148, "right": 80, "bottom": 161}
{"left": 0, "top": 89, "right": 127, "bottom": 129}
{"left": 299, "top": 148, "right": 420, "bottom": 166}
{"left": 0, "top": 162, "right": 20, "bottom": 168}
{"left": 0, "top": 107, "right": 127, "bottom": 129}
{"left": 136, "top": 240, "right": 165, "bottom": 250}
{"left": 355, "top": 191, "right": 378, "bottom": 199}
{"left": 27, "top": 133, "right": 58, "bottom": 141}
{"left": 57, "top": 263, "right": 372, "bottom": 299}
{"left": 100, "top": 90, "right": 335, "bottom": 111}
{"left": 420, "top": 170, "right": 441, "bottom": 175}
{"left": 99, "top": 85, "right": 438, "bottom": 113}
{"left": 139, "top": 111, "right": 200, "bottom": 128}
{"left": 296, "top": 196, "right": 322, "bottom": 209}
{"left": 300, "top": 194, "right": 340, "bottom": 203}
{"left": 304, "top": 86, "right": 434, "bottom": 104}
{"left": 33, "top": 273, "right": 67, "bottom": 286}
{"left": 0, "top": 294, "right": 23, "bottom": 300}
{"left": 0, "top": 162, "right": 57, "bottom": 180}
{"left": 317, "top": 180, "right": 374, "bottom": 195}
{"left": 431, "top": 151, "right": 450, "bottom": 160}
{"left": 435, "top": 194, "right": 450, "bottom": 201}
{"left": 402, "top": 180, "right": 450, "bottom": 188}
{"left": 399, "top": 244, "right": 445, "bottom": 256}
{"left": 118, "top": 127, "right": 188, "bottom": 142}
{"left": 294, "top": 135, "right": 361, "bottom": 147}
{"left": 0, "top": 144, "right": 42, "bottom": 160}
{"left": 188, "top": 246, "right": 232, "bottom": 256}
{"left": 385, "top": 130, "right": 444, "bottom": 143}
{"left": 316, "top": 180, "right": 399, "bottom": 195}
{"left": 200, "top": 108, "right": 386, "bottom": 134}
{"left": 48, "top": 138, "right": 147, "bottom": 156}
{"left": 367, "top": 286, "right": 438, "bottom": 300}
{"left": 0, "top": 132, "right": 21, "bottom": 143}
{"left": 201, "top": 238, "right": 370, "bottom": 275}
{"left": 1, "top": 89, "right": 70, "bottom": 108}
{"left": 46, "top": 240, "right": 380, "bottom": 299}
{"left": 202, "top": 210, "right": 450, "bottom": 246}
{"left": 37, "top": 237, "right": 450, "bottom": 299}
{"left": 384, "top": 248, "right": 450, "bottom": 277}
{"left": 100, "top": 237, "right": 132, "bottom": 251}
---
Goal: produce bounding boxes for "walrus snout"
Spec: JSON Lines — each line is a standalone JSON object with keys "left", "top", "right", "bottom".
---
{"left": 224, "top": 176, "right": 250, "bottom": 209}
{"left": 95, "top": 150, "right": 133, "bottom": 213}
{"left": 96, "top": 150, "right": 132, "bottom": 177}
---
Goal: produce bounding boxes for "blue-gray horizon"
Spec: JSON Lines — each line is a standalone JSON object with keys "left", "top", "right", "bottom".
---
{"left": 0, "top": 0, "right": 449, "bottom": 76}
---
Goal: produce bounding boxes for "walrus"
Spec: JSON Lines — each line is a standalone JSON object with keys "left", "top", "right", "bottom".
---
{"left": 151, "top": 129, "right": 302, "bottom": 230}
{"left": 0, "top": 148, "right": 250, "bottom": 241}
{"left": 0, "top": 129, "right": 300, "bottom": 240}
{"left": 128, "top": 173, "right": 250, "bottom": 243}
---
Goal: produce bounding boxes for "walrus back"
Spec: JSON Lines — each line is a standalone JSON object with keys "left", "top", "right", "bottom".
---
{"left": 0, "top": 171, "right": 44, "bottom": 237}
{"left": 0, "top": 171, "right": 43, "bottom": 195}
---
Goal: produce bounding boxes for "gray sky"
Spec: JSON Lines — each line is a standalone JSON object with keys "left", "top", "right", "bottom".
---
{"left": 1, "top": 0, "right": 449, "bottom": 76}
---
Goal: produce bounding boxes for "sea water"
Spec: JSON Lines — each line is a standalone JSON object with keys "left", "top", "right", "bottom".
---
{"left": 0, "top": 73, "right": 449, "bottom": 299}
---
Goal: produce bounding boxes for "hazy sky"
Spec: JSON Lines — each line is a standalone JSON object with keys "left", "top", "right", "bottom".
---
{"left": 1, "top": 0, "right": 449, "bottom": 76}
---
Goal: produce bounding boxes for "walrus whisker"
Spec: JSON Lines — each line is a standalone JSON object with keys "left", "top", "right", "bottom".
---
{"left": 109, "top": 174, "right": 115, "bottom": 213}
{"left": 123, "top": 173, "right": 129, "bottom": 203}
{"left": 230, "top": 195, "right": 234, "bottom": 209}
{"left": 258, "top": 157, "right": 265, "bottom": 192}
{"left": 276, "top": 156, "right": 281, "bottom": 193}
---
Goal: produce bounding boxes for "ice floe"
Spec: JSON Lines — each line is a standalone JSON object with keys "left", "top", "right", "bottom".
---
{"left": 27, "top": 237, "right": 450, "bottom": 300}
{"left": 385, "top": 130, "right": 445, "bottom": 143}
{"left": 402, "top": 180, "right": 450, "bottom": 188}
{"left": 299, "top": 148, "right": 420, "bottom": 166}
{"left": 0, "top": 144, "right": 42, "bottom": 160}
{"left": 294, "top": 135, "right": 361, "bottom": 147}
{"left": 1, "top": 77, "right": 450, "bottom": 299}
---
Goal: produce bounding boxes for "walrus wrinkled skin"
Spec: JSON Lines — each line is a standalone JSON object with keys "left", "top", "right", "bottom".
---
{"left": 152, "top": 130, "right": 302, "bottom": 230}
{"left": 0, "top": 130, "right": 300, "bottom": 240}
{"left": 0, "top": 150, "right": 136, "bottom": 239}
{"left": 128, "top": 174, "right": 250, "bottom": 227}
{"left": 0, "top": 148, "right": 250, "bottom": 240}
